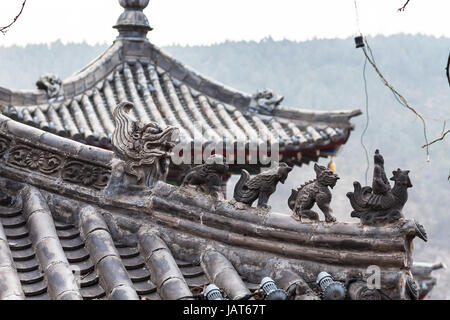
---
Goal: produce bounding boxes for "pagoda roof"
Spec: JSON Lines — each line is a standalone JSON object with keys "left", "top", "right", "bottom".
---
{"left": 0, "top": 1, "right": 432, "bottom": 302}
{"left": 0, "top": 34, "right": 360, "bottom": 166}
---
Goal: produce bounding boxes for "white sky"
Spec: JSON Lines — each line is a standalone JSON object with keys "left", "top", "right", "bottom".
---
{"left": 0, "top": 0, "right": 449, "bottom": 47}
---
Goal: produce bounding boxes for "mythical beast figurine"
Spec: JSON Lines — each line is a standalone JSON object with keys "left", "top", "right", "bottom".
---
{"left": 288, "top": 163, "right": 339, "bottom": 223}
{"left": 110, "top": 101, "right": 179, "bottom": 189}
{"left": 181, "top": 154, "right": 229, "bottom": 198}
{"left": 36, "top": 73, "right": 63, "bottom": 99}
{"left": 346, "top": 149, "right": 412, "bottom": 226}
{"left": 232, "top": 162, "right": 292, "bottom": 209}
{"left": 249, "top": 89, "right": 284, "bottom": 114}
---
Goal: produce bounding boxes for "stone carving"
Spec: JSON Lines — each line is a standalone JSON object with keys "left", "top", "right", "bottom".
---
{"left": 0, "top": 134, "right": 11, "bottom": 155}
{"left": 232, "top": 162, "right": 292, "bottom": 209}
{"left": 114, "top": 0, "right": 151, "bottom": 39}
{"left": 62, "top": 160, "right": 111, "bottom": 190}
{"left": 181, "top": 154, "right": 228, "bottom": 198}
{"left": 249, "top": 89, "right": 284, "bottom": 114}
{"left": 347, "top": 149, "right": 412, "bottom": 226}
{"left": 356, "top": 286, "right": 382, "bottom": 300}
{"left": 36, "top": 73, "right": 63, "bottom": 99}
{"left": 111, "top": 101, "right": 179, "bottom": 188}
{"left": 288, "top": 163, "right": 339, "bottom": 223}
{"left": 8, "top": 145, "right": 62, "bottom": 174}
{"left": 414, "top": 220, "right": 428, "bottom": 242}
{"left": 405, "top": 277, "right": 419, "bottom": 300}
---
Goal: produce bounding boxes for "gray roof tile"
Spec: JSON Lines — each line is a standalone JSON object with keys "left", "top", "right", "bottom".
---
{"left": 0, "top": 40, "right": 359, "bottom": 163}
{"left": 0, "top": 183, "right": 305, "bottom": 300}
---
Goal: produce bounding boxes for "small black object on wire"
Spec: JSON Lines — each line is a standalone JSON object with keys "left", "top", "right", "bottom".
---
{"left": 354, "top": 36, "right": 365, "bottom": 48}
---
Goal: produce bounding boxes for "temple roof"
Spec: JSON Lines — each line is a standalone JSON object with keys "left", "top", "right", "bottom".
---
{"left": 0, "top": 1, "right": 438, "bottom": 302}
{"left": 0, "top": 1, "right": 360, "bottom": 165}
{"left": 0, "top": 176, "right": 417, "bottom": 300}
{"left": 0, "top": 185, "right": 261, "bottom": 300}
{"left": 0, "top": 114, "right": 430, "bottom": 300}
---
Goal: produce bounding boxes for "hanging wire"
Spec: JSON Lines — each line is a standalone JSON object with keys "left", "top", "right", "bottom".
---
{"left": 353, "top": 0, "right": 362, "bottom": 35}
{"left": 361, "top": 39, "right": 431, "bottom": 161}
{"left": 367, "top": 40, "right": 450, "bottom": 151}
{"left": 361, "top": 57, "right": 370, "bottom": 185}
{"left": 354, "top": 0, "right": 370, "bottom": 184}
{"left": 352, "top": 0, "right": 450, "bottom": 163}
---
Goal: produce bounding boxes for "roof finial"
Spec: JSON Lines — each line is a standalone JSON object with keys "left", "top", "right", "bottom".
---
{"left": 114, "top": 0, "right": 152, "bottom": 41}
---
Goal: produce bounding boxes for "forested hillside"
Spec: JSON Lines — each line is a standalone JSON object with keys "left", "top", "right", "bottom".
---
{"left": 1, "top": 35, "right": 449, "bottom": 298}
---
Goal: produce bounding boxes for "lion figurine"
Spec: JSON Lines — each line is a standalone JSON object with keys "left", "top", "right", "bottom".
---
{"left": 288, "top": 163, "right": 339, "bottom": 222}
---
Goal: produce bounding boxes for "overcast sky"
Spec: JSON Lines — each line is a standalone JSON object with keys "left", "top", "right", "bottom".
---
{"left": 0, "top": 0, "right": 449, "bottom": 47}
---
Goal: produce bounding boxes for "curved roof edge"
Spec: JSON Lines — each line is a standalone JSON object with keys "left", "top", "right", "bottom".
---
{"left": 0, "top": 39, "right": 251, "bottom": 109}
{"left": 0, "top": 39, "right": 361, "bottom": 124}
{"left": 0, "top": 42, "right": 124, "bottom": 107}
{"left": 0, "top": 86, "right": 47, "bottom": 107}
{"left": 274, "top": 107, "right": 362, "bottom": 124}
{"left": 63, "top": 39, "right": 253, "bottom": 109}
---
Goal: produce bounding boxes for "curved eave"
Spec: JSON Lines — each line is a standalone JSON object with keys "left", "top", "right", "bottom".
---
{"left": 274, "top": 107, "right": 362, "bottom": 125}
{"left": 0, "top": 41, "right": 123, "bottom": 107}
{"left": 0, "top": 114, "right": 417, "bottom": 269}
{"left": 62, "top": 41, "right": 123, "bottom": 98}
{"left": 0, "top": 113, "right": 419, "bottom": 301}
{"left": 1, "top": 39, "right": 361, "bottom": 122}
{"left": 0, "top": 87, "right": 47, "bottom": 107}
{"left": 0, "top": 39, "right": 361, "bottom": 159}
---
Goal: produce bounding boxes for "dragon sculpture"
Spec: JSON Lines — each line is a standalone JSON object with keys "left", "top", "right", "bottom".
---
{"left": 111, "top": 101, "right": 179, "bottom": 188}
{"left": 288, "top": 163, "right": 339, "bottom": 223}
{"left": 346, "top": 149, "right": 412, "bottom": 226}
{"left": 36, "top": 73, "right": 63, "bottom": 99}
{"left": 248, "top": 89, "right": 284, "bottom": 114}
{"left": 232, "top": 162, "right": 292, "bottom": 209}
{"left": 181, "top": 154, "right": 229, "bottom": 198}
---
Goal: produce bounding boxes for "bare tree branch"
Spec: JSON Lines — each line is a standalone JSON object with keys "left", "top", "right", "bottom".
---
{"left": 361, "top": 39, "right": 431, "bottom": 158}
{"left": 422, "top": 129, "right": 450, "bottom": 148}
{"left": 398, "top": 0, "right": 411, "bottom": 11}
{"left": 0, "top": 0, "right": 27, "bottom": 35}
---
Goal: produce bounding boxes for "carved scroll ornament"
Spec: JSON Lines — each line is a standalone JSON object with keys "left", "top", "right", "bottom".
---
{"left": 8, "top": 145, "right": 62, "bottom": 174}
{"left": 0, "top": 135, "right": 11, "bottom": 155}
{"left": 62, "top": 160, "right": 110, "bottom": 190}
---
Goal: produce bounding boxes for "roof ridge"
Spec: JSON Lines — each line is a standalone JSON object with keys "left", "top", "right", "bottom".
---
{"left": 143, "top": 41, "right": 253, "bottom": 109}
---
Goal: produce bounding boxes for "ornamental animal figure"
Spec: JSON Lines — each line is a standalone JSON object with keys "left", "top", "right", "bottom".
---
{"left": 181, "top": 154, "right": 229, "bottom": 198}
{"left": 36, "top": 73, "right": 63, "bottom": 99}
{"left": 233, "top": 162, "right": 292, "bottom": 209}
{"left": 111, "top": 101, "right": 179, "bottom": 188}
{"left": 346, "top": 149, "right": 412, "bottom": 226}
{"left": 288, "top": 163, "right": 339, "bottom": 223}
{"left": 372, "top": 149, "right": 391, "bottom": 195}
{"left": 249, "top": 89, "right": 284, "bottom": 114}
